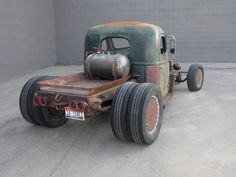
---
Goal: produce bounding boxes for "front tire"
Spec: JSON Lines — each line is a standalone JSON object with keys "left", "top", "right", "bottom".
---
{"left": 187, "top": 64, "right": 204, "bottom": 91}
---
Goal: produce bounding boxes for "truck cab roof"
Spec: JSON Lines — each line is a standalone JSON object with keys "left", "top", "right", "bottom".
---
{"left": 85, "top": 22, "right": 165, "bottom": 64}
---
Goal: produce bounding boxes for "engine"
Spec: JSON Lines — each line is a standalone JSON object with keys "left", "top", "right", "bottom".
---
{"left": 85, "top": 53, "right": 130, "bottom": 80}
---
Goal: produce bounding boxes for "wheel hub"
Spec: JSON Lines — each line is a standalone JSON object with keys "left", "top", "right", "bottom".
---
{"left": 145, "top": 96, "right": 159, "bottom": 133}
{"left": 196, "top": 69, "right": 203, "bottom": 88}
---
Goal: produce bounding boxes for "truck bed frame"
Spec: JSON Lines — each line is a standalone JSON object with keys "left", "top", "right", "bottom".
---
{"left": 36, "top": 72, "right": 130, "bottom": 113}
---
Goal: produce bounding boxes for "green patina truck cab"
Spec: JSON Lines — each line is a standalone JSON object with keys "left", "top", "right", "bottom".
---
{"left": 84, "top": 22, "right": 170, "bottom": 96}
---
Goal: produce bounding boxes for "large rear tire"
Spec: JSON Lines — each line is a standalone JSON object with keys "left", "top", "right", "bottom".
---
{"left": 111, "top": 82, "right": 138, "bottom": 141}
{"left": 19, "top": 76, "right": 52, "bottom": 125}
{"left": 19, "top": 76, "right": 67, "bottom": 127}
{"left": 127, "top": 83, "right": 163, "bottom": 145}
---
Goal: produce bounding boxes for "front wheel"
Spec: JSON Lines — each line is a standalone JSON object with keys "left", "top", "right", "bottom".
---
{"left": 187, "top": 64, "right": 204, "bottom": 91}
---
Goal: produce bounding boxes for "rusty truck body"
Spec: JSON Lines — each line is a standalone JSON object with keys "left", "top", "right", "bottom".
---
{"left": 19, "top": 22, "right": 204, "bottom": 145}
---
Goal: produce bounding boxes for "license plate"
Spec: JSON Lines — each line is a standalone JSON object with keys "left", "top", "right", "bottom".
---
{"left": 65, "top": 107, "right": 85, "bottom": 121}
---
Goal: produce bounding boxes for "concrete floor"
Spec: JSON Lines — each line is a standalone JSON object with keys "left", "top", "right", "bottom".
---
{"left": 0, "top": 64, "right": 235, "bottom": 177}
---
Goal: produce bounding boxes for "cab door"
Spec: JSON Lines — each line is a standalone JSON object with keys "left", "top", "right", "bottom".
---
{"left": 159, "top": 34, "right": 170, "bottom": 96}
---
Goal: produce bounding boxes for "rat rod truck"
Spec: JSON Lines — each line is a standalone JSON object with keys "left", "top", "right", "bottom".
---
{"left": 19, "top": 22, "right": 204, "bottom": 145}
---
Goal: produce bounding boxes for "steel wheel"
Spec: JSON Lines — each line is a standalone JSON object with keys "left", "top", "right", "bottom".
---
{"left": 36, "top": 106, "right": 67, "bottom": 128}
{"left": 145, "top": 95, "right": 160, "bottom": 134}
{"left": 195, "top": 69, "right": 203, "bottom": 88}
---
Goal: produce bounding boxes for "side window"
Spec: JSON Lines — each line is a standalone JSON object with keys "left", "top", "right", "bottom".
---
{"left": 160, "top": 36, "right": 167, "bottom": 54}
{"left": 112, "top": 38, "right": 130, "bottom": 50}
{"left": 102, "top": 40, "right": 108, "bottom": 50}
{"left": 101, "top": 37, "right": 130, "bottom": 52}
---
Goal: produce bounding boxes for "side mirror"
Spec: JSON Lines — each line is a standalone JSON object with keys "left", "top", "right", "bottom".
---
{"left": 170, "top": 39, "right": 176, "bottom": 54}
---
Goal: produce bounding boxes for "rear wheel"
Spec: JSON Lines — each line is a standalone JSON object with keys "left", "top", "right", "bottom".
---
{"left": 35, "top": 106, "right": 67, "bottom": 128}
{"left": 19, "top": 76, "right": 52, "bottom": 125}
{"left": 19, "top": 76, "right": 67, "bottom": 127}
{"left": 111, "top": 82, "right": 138, "bottom": 141}
{"left": 187, "top": 64, "right": 204, "bottom": 91}
{"left": 127, "top": 83, "right": 163, "bottom": 145}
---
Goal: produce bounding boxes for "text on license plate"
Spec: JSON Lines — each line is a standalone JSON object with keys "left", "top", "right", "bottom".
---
{"left": 65, "top": 107, "right": 85, "bottom": 121}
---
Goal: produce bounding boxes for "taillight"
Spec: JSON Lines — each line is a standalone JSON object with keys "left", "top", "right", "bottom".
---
{"left": 70, "top": 101, "right": 77, "bottom": 109}
{"left": 78, "top": 102, "right": 84, "bottom": 112}
{"left": 78, "top": 101, "right": 88, "bottom": 112}
{"left": 69, "top": 100, "right": 87, "bottom": 111}
{"left": 40, "top": 97, "right": 48, "bottom": 106}
{"left": 33, "top": 97, "right": 40, "bottom": 106}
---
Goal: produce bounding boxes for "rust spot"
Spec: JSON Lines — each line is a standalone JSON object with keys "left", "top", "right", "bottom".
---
{"left": 147, "top": 66, "right": 161, "bottom": 85}
{"left": 101, "top": 22, "right": 148, "bottom": 27}
{"left": 38, "top": 72, "right": 130, "bottom": 96}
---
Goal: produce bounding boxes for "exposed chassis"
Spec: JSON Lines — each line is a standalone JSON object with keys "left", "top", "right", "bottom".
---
{"left": 35, "top": 67, "right": 187, "bottom": 117}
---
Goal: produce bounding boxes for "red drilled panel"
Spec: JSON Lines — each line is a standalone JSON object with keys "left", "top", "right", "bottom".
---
{"left": 146, "top": 66, "right": 160, "bottom": 85}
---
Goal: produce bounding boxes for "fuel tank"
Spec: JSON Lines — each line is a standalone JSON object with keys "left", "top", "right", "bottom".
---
{"left": 85, "top": 53, "right": 130, "bottom": 80}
